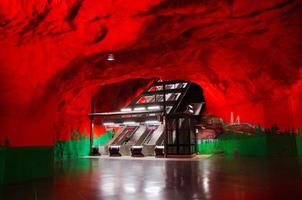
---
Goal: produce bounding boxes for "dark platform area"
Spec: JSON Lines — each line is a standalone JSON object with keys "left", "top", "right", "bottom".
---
{"left": 1, "top": 156, "right": 302, "bottom": 200}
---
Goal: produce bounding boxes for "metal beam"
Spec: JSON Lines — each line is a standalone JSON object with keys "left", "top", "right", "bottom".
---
{"left": 129, "top": 101, "right": 176, "bottom": 107}
{"left": 152, "top": 80, "right": 188, "bottom": 86}
{"left": 141, "top": 88, "right": 185, "bottom": 96}
{"left": 103, "top": 116, "right": 160, "bottom": 124}
{"left": 89, "top": 110, "right": 164, "bottom": 117}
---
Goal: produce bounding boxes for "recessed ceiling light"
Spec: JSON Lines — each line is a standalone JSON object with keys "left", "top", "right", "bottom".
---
{"left": 121, "top": 108, "right": 132, "bottom": 112}
{"left": 103, "top": 122, "right": 116, "bottom": 126}
{"left": 147, "top": 105, "right": 161, "bottom": 110}
{"left": 123, "top": 121, "right": 138, "bottom": 125}
{"left": 134, "top": 107, "right": 146, "bottom": 111}
{"left": 107, "top": 53, "right": 115, "bottom": 61}
{"left": 145, "top": 120, "right": 161, "bottom": 124}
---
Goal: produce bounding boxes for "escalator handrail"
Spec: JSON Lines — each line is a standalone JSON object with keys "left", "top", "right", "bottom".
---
{"left": 142, "top": 130, "right": 154, "bottom": 145}
{"left": 109, "top": 126, "right": 126, "bottom": 145}
{"left": 112, "top": 128, "right": 128, "bottom": 145}
{"left": 146, "top": 124, "right": 164, "bottom": 145}
{"left": 123, "top": 126, "right": 140, "bottom": 145}
{"left": 113, "top": 126, "right": 138, "bottom": 145}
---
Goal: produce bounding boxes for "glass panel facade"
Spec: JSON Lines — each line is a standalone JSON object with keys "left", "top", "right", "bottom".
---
{"left": 148, "top": 85, "right": 163, "bottom": 91}
{"left": 136, "top": 95, "right": 155, "bottom": 103}
{"left": 166, "top": 106, "right": 172, "bottom": 114}
{"left": 148, "top": 82, "right": 187, "bottom": 92}
{"left": 166, "top": 116, "right": 196, "bottom": 155}
{"left": 136, "top": 93, "right": 181, "bottom": 104}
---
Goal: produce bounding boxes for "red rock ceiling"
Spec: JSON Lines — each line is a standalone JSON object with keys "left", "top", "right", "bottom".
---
{"left": 0, "top": 0, "right": 301, "bottom": 146}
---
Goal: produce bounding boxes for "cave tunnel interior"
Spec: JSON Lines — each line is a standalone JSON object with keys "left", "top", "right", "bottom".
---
{"left": 0, "top": 0, "right": 301, "bottom": 147}
{"left": 0, "top": 1, "right": 302, "bottom": 195}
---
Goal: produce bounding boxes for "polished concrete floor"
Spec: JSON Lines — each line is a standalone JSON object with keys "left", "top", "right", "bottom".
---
{"left": 1, "top": 155, "right": 302, "bottom": 200}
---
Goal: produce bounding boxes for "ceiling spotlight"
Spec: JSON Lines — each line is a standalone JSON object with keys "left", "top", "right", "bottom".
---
{"left": 103, "top": 122, "right": 116, "bottom": 126}
{"left": 134, "top": 107, "right": 146, "bottom": 111}
{"left": 145, "top": 120, "right": 161, "bottom": 124}
{"left": 123, "top": 121, "right": 138, "bottom": 125}
{"left": 147, "top": 105, "right": 161, "bottom": 110}
{"left": 107, "top": 53, "right": 115, "bottom": 61}
{"left": 121, "top": 108, "right": 132, "bottom": 112}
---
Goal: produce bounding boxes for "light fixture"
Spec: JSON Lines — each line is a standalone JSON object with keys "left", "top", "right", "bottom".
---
{"left": 109, "top": 145, "right": 120, "bottom": 149}
{"left": 107, "top": 53, "right": 115, "bottom": 61}
{"left": 131, "top": 145, "right": 143, "bottom": 149}
{"left": 121, "top": 108, "right": 132, "bottom": 112}
{"left": 147, "top": 105, "right": 161, "bottom": 110}
{"left": 145, "top": 120, "right": 161, "bottom": 124}
{"left": 134, "top": 107, "right": 146, "bottom": 111}
{"left": 103, "top": 122, "right": 116, "bottom": 126}
{"left": 123, "top": 121, "right": 138, "bottom": 125}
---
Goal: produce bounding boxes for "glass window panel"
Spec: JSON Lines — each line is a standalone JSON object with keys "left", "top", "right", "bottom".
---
{"left": 166, "top": 106, "right": 172, "bottom": 114}
{"left": 148, "top": 82, "right": 187, "bottom": 92}
{"left": 137, "top": 95, "right": 155, "bottom": 103}
{"left": 156, "top": 95, "right": 163, "bottom": 102}
{"left": 167, "top": 93, "right": 181, "bottom": 101}
{"left": 181, "top": 83, "right": 187, "bottom": 88}
{"left": 148, "top": 86, "right": 163, "bottom": 91}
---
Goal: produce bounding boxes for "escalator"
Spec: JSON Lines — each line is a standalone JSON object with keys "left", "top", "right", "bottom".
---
{"left": 142, "top": 127, "right": 157, "bottom": 145}
{"left": 130, "top": 125, "right": 159, "bottom": 156}
{"left": 119, "top": 125, "right": 147, "bottom": 156}
{"left": 141, "top": 124, "right": 165, "bottom": 156}
{"left": 104, "top": 126, "right": 125, "bottom": 155}
{"left": 108, "top": 126, "right": 139, "bottom": 156}
{"left": 154, "top": 139, "right": 165, "bottom": 157}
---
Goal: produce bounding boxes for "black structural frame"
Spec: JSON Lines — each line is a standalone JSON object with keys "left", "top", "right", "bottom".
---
{"left": 89, "top": 79, "right": 205, "bottom": 156}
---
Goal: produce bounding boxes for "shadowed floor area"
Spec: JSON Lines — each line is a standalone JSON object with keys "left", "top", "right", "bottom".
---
{"left": 1, "top": 156, "right": 302, "bottom": 199}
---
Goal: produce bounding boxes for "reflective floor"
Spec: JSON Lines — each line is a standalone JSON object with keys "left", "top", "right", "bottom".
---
{"left": 1, "top": 155, "right": 302, "bottom": 200}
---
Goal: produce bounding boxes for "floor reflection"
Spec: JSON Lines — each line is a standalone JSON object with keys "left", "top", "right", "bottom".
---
{"left": 1, "top": 156, "right": 302, "bottom": 199}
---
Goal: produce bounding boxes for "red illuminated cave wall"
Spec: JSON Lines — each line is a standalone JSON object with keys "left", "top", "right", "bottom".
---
{"left": 0, "top": 0, "right": 301, "bottom": 146}
{"left": 54, "top": 78, "right": 152, "bottom": 141}
{"left": 92, "top": 78, "right": 152, "bottom": 138}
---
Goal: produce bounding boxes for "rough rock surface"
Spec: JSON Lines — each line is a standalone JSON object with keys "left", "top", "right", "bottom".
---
{"left": 0, "top": 0, "right": 301, "bottom": 146}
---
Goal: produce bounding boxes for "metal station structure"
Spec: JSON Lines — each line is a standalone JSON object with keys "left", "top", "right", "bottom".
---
{"left": 89, "top": 79, "right": 205, "bottom": 157}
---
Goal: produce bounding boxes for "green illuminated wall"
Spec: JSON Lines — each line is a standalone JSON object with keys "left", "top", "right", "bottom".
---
{"left": 198, "top": 134, "right": 301, "bottom": 157}
{"left": 296, "top": 135, "right": 302, "bottom": 156}
{"left": 0, "top": 146, "right": 53, "bottom": 184}
{"left": 0, "top": 148, "right": 5, "bottom": 184}
{"left": 54, "top": 139, "right": 90, "bottom": 160}
{"left": 197, "top": 139, "right": 221, "bottom": 154}
{"left": 93, "top": 132, "right": 113, "bottom": 146}
{"left": 198, "top": 135, "right": 267, "bottom": 156}
{"left": 54, "top": 132, "right": 113, "bottom": 160}
{"left": 266, "top": 134, "right": 297, "bottom": 156}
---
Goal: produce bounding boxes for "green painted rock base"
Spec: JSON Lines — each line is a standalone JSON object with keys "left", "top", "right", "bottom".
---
{"left": 296, "top": 135, "right": 302, "bottom": 156}
{"left": 0, "top": 148, "right": 5, "bottom": 184}
{"left": 198, "top": 136, "right": 267, "bottom": 156}
{"left": 266, "top": 134, "right": 297, "bottom": 156}
{"left": 0, "top": 146, "right": 53, "bottom": 184}
{"left": 93, "top": 132, "right": 113, "bottom": 146}
{"left": 198, "top": 134, "right": 300, "bottom": 157}
{"left": 54, "top": 132, "right": 113, "bottom": 160}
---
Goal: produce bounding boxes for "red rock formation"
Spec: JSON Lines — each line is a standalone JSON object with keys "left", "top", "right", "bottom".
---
{"left": 0, "top": 0, "right": 301, "bottom": 146}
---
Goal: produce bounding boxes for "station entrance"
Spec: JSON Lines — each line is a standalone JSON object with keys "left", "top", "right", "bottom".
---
{"left": 89, "top": 79, "right": 205, "bottom": 157}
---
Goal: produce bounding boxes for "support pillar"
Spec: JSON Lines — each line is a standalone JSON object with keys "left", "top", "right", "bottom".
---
{"left": 89, "top": 96, "right": 95, "bottom": 156}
